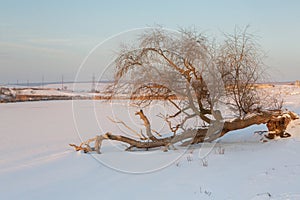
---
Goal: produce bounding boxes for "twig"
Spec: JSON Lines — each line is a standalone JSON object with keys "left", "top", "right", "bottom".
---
{"left": 107, "top": 116, "right": 147, "bottom": 140}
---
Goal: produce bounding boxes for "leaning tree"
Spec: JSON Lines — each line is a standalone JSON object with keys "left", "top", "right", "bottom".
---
{"left": 70, "top": 27, "right": 298, "bottom": 153}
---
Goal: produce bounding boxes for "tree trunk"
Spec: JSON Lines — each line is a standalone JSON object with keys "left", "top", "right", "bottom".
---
{"left": 70, "top": 111, "right": 298, "bottom": 153}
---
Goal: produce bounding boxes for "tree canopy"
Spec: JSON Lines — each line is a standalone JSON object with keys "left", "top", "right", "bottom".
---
{"left": 70, "top": 26, "right": 298, "bottom": 154}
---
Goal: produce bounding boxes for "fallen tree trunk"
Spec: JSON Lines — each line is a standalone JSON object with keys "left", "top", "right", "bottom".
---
{"left": 265, "top": 112, "right": 298, "bottom": 139}
{"left": 69, "top": 110, "right": 298, "bottom": 153}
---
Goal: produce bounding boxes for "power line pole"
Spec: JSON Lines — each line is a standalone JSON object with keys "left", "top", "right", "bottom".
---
{"left": 42, "top": 75, "right": 44, "bottom": 89}
{"left": 91, "top": 73, "right": 95, "bottom": 92}
{"left": 61, "top": 75, "right": 64, "bottom": 90}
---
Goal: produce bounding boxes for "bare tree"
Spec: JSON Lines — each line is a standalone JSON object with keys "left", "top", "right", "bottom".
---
{"left": 70, "top": 27, "right": 298, "bottom": 153}
{"left": 217, "top": 26, "right": 264, "bottom": 116}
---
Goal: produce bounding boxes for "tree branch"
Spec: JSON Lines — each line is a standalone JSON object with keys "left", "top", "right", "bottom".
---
{"left": 135, "top": 109, "right": 158, "bottom": 141}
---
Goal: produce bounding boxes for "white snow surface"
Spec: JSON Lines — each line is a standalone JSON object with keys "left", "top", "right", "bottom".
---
{"left": 1, "top": 85, "right": 300, "bottom": 200}
{"left": 17, "top": 88, "right": 79, "bottom": 96}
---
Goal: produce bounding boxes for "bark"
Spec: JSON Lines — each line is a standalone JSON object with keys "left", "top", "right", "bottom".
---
{"left": 135, "top": 110, "right": 158, "bottom": 141}
{"left": 265, "top": 112, "right": 298, "bottom": 139}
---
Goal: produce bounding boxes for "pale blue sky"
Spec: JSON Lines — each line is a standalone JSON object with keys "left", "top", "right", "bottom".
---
{"left": 0, "top": 0, "right": 300, "bottom": 83}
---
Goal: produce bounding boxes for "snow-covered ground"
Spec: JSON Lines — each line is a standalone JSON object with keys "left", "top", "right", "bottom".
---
{"left": 1, "top": 85, "right": 300, "bottom": 200}
{"left": 6, "top": 82, "right": 108, "bottom": 93}
{"left": 0, "top": 82, "right": 111, "bottom": 102}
